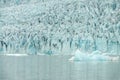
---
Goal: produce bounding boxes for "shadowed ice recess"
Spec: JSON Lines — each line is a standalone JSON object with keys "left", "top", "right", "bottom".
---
{"left": 0, "top": 0, "right": 120, "bottom": 58}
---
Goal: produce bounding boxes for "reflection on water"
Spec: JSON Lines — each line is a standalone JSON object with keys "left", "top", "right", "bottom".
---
{"left": 0, "top": 55, "right": 120, "bottom": 80}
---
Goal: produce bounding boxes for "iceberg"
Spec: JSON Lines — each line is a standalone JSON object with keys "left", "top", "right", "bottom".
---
{"left": 69, "top": 49, "right": 119, "bottom": 61}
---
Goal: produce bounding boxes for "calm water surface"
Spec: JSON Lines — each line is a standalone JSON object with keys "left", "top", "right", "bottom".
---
{"left": 0, "top": 55, "right": 120, "bottom": 80}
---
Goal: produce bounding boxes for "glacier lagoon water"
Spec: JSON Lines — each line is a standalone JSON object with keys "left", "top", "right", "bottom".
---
{"left": 0, "top": 0, "right": 120, "bottom": 55}
{"left": 0, "top": 55, "right": 120, "bottom": 80}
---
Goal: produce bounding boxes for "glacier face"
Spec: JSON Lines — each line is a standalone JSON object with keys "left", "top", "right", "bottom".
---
{"left": 0, "top": 0, "right": 120, "bottom": 55}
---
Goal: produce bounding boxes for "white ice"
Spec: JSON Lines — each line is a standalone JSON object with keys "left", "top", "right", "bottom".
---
{"left": 1, "top": 54, "right": 28, "bottom": 56}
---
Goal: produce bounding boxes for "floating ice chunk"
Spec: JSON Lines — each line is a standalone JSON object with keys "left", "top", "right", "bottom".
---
{"left": 109, "top": 56, "right": 119, "bottom": 61}
{"left": 2, "top": 54, "right": 28, "bottom": 56}
{"left": 69, "top": 50, "right": 119, "bottom": 61}
{"left": 69, "top": 49, "right": 89, "bottom": 61}
{"left": 90, "top": 54, "right": 109, "bottom": 61}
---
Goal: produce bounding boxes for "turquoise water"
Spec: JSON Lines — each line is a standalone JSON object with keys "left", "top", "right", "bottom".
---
{"left": 0, "top": 55, "right": 120, "bottom": 80}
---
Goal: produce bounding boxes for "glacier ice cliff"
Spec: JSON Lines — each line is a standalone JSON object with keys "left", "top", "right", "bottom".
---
{"left": 0, "top": 0, "right": 120, "bottom": 55}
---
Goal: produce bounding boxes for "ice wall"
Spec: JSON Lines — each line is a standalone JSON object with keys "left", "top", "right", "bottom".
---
{"left": 0, "top": 0, "right": 120, "bottom": 55}
{"left": 0, "top": 0, "right": 50, "bottom": 7}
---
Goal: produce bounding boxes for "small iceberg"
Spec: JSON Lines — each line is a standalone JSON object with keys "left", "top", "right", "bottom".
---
{"left": 69, "top": 50, "right": 89, "bottom": 61}
{"left": 69, "top": 49, "right": 119, "bottom": 61}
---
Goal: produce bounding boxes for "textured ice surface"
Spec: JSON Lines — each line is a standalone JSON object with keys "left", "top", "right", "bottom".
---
{"left": 0, "top": 0, "right": 120, "bottom": 55}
